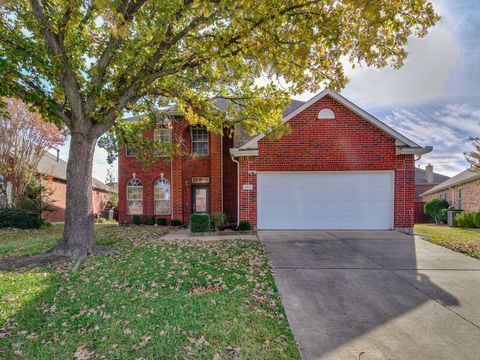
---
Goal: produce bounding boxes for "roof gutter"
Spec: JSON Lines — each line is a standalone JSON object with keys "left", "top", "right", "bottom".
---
{"left": 396, "top": 146, "right": 433, "bottom": 156}
{"left": 229, "top": 148, "right": 259, "bottom": 157}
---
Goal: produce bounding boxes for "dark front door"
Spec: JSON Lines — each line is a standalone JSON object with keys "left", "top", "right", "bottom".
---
{"left": 192, "top": 186, "right": 209, "bottom": 214}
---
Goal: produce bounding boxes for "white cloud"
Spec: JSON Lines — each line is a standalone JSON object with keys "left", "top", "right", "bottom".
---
{"left": 342, "top": 23, "right": 459, "bottom": 106}
{"left": 383, "top": 103, "right": 479, "bottom": 176}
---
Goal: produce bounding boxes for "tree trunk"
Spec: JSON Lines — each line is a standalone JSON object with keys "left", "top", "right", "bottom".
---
{"left": 47, "top": 131, "right": 99, "bottom": 259}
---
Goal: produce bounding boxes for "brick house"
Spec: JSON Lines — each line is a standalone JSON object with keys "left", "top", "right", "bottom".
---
{"left": 1, "top": 151, "right": 115, "bottom": 222}
{"left": 37, "top": 152, "right": 115, "bottom": 222}
{"left": 413, "top": 164, "right": 450, "bottom": 223}
{"left": 415, "top": 165, "right": 450, "bottom": 202}
{"left": 118, "top": 90, "right": 432, "bottom": 232}
{"left": 421, "top": 169, "right": 480, "bottom": 212}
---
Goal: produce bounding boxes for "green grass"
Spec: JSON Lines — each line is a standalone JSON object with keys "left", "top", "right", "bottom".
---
{"left": 0, "top": 225, "right": 299, "bottom": 359}
{"left": 415, "top": 224, "right": 480, "bottom": 259}
{"left": 0, "top": 225, "right": 64, "bottom": 258}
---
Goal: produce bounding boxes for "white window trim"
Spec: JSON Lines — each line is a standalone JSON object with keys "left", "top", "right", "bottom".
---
{"left": 154, "top": 128, "right": 172, "bottom": 157}
{"left": 126, "top": 178, "right": 143, "bottom": 215}
{"left": 191, "top": 127, "right": 209, "bottom": 156}
{"left": 154, "top": 178, "right": 171, "bottom": 215}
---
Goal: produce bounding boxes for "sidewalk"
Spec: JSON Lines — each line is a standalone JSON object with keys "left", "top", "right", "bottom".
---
{"left": 161, "top": 227, "right": 258, "bottom": 241}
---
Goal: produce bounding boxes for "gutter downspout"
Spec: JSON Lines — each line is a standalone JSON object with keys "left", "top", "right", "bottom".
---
{"left": 231, "top": 155, "right": 240, "bottom": 226}
{"left": 221, "top": 125, "right": 224, "bottom": 213}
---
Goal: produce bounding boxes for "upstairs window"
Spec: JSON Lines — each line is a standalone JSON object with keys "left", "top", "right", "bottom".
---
{"left": 191, "top": 128, "right": 209, "bottom": 156}
{"left": 154, "top": 178, "right": 171, "bottom": 214}
{"left": 154, "top": 128, "right": 172, "bottom": 156}
{"left": 126, "top": 178, "right": 143, "bottom": 215}
{"left": 125, "top": 134, "right": 142, "bottom": 157}
{"left": 126, "top": 146, "right": 136, "bottom": 157}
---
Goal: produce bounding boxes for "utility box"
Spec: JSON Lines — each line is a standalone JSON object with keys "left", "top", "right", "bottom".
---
{"left": 447, "top": 210, "right": 463, "bottom": 227}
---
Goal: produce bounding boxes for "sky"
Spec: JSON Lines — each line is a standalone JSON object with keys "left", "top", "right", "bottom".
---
{"left": 56, "top": 0, "right": 480, "bottom": 182}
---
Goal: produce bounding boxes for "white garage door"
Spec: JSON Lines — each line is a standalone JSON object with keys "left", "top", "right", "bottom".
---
{"left": 257, "top": 172, "right": 394, "bottom": 230}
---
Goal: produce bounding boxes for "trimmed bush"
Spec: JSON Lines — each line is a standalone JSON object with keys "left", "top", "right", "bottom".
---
{"left": 170, "top": 219, "right": 182, "bottom": 226}
{"left": 211, "top": 212, "right": 227, "bottom": 231}
{"left": 156, "top": 218, "right": 168, "bottom": 226}
{"left": 144, "top": 216, "right": 155, "bottom": 225}
{"left": 439, "top": 208, "right": 448, "bottom": 223}
{"left": 424, "top": 198, "right": 449, "bottom": 224}
{"left": 0, "top": 208, "right": 42, "bottom": 229}
{"left": 190, "top": 214, "right": 211, "bottom": 233}
{"left": 238, "top": 220, "right": 252, "bottom": 231}
{"left": 132, "top": 215, "right": 142, "bottom": 225}
{"left": 454, "top": 212, "right": 475, "bottom": 228}
{"left": 473, "top": 211, "right": 480, "bottom": 228}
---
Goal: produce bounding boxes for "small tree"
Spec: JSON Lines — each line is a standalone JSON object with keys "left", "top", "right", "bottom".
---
{"left": 424, "top": 198, "right": 449, "bottom": 224}
{"left": 465, "top": 137, "right": 480, "bottom": 171}
{"left": 0, "top": 98, "right": 65, "bottom": 207}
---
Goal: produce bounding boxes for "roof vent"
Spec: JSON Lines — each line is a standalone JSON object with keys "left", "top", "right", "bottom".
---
{"left": 318, "top": 108, "right": 335, "bottom": 119}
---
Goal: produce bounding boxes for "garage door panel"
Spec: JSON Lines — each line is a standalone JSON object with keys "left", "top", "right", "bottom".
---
{"left": 257, "top": 172, "right": 393, "bottom": 230}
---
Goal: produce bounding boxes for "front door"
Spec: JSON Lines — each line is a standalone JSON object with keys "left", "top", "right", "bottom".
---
{"left": 192, "top": 186, "right": 209, "bottom": 214}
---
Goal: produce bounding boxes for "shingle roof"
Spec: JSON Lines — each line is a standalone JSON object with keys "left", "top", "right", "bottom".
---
{"left": 421, "top": 169, "right": 480, "bottom": 197}
{"left": 230, "top": 99, "right": 305, "bottom": 148}
{"left": 37, "top": 152, "right": 115, "bottom": 193}
{"left": 415, "top": 167, "right": 450, "bottom": 185}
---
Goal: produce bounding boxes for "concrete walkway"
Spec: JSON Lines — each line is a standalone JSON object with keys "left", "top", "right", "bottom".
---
{"left": 259, "top": 230, "right": 480, "bottom": 360}
{"left": 161, "top": 227, "right": 258, "bottom": 241}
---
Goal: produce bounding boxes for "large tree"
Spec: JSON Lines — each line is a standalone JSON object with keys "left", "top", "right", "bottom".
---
{"left": 0, "top": 0, "right": 438, "bottom": 258}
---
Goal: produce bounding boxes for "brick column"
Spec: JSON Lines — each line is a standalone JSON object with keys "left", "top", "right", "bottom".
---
{"left": 238, "top": 156, "right": 258, "bottom": 228}
{"left": 394, "top": 154, "right": 415, "bottom": 231}
{"left": 210, "top": 134, "right": 222, "bottom": 213}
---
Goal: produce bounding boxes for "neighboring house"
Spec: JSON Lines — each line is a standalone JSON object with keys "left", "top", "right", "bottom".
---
{"left": 415, "top": 164, "right": 450, "bottom": 202}
{"left": 413, "top": 164, "right": 450, "bottom": 223}
{"left": 118, "top": 90, "right": 431, "bottom": 232}
{"left": 421, "top": 169, "right": 480, "bottom": 212}
{"left": 37, "top": 152, "right": 116, "bottom": 222}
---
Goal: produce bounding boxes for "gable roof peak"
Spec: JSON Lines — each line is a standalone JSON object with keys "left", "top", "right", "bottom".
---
{"left": 238, "top": 90, "right": 429, "bottom": 155}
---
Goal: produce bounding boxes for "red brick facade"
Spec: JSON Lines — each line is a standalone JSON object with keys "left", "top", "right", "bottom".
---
{"left": 118, "top": 94, "right": 418, "bottom": 230}
{"left": 42, "top": 178, "right": 111, "bottom": 223}
{"left": 118, "top": 117, "right": 238, "bottom": 224}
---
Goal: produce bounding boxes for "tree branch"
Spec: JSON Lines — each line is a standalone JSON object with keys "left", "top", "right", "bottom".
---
{"left": 28, "top": 0, "right": 85, "bottom": 125}
{"left": 85, "top": 0, "right": 149, "bottom": 113}
{"left": 8, "top": 81, "right": 72, "bottom": 128}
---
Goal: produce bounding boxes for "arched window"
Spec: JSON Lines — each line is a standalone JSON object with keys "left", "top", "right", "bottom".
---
{"left": 154, "top": 178, "right": 170, "bottom": 214}
{"left": 126, "top": 178, "right": 143, "bottom": 215}
{"left": 318, "top": 108, "right": 335, "bottom": 119}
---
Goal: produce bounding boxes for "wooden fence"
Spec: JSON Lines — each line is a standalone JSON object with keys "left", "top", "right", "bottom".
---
{"left": 414, "top": 201, "right": 430, "bottom": 224}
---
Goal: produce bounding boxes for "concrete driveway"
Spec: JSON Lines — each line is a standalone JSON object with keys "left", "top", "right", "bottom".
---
{"left": 259, "top": 230, "right": 480, "bottom": 360}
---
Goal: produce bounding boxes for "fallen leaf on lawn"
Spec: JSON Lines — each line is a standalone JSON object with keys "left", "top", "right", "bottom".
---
{"left": 213, "top": 353, "right": 221, "bottom": 360}
{"left": 132, "top": 335, "right": 151, "bottom": 350}
{"left": 226, "top": 347, "right": 241, "bottom": 357}
{"left": 73, "top": 345, "right": 95, "bottom": 360}
{"left": 188, "top": 285, "right": 222, "bottom": 295}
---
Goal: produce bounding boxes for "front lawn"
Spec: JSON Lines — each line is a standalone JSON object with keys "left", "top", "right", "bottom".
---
{"left": 414, "top": 224, "right": 480, "bottom": 259}
{"left": 0, "top": 225, "right": 299, "bottom": 359}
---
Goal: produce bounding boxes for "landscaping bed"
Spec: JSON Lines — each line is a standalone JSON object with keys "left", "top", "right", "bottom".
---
{"left": 414, "top": 224, "right": 480, "bottom": 259}
{"left": 0, "top": 225, "right": 299, "bottom": 359}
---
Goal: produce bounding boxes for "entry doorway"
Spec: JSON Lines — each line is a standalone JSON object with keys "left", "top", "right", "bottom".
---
{"left": 192, "top": 186, "right": 209, "bottom": 214}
